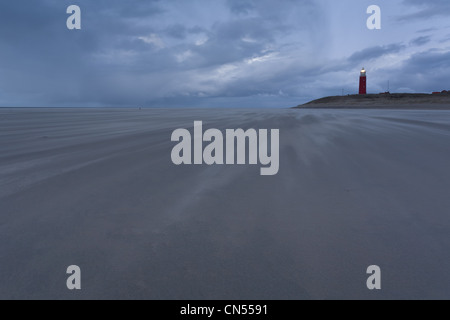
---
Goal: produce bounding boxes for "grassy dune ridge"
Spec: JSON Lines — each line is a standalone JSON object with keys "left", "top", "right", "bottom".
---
{"left": 295, "top": 93, "right": 450, "bottom": 109}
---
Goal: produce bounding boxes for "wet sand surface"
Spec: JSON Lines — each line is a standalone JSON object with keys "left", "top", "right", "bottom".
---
{"left": 1, "top": 108, "right": 450, "bottom": 299}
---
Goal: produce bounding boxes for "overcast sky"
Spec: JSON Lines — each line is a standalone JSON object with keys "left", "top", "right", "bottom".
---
{"left": 0, "top": 0, "right": 449, "bottom": 108}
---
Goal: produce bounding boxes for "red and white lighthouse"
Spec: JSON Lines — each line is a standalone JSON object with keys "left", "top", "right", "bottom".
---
{"left": 359, "top": 68, "right": 367, "bottom": 95}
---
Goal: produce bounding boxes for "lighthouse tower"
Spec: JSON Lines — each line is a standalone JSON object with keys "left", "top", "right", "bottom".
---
{"left": 359, "top": 68, "right": 367, "bottom": 95}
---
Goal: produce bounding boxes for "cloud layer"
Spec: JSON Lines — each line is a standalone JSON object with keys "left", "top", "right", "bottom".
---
{"left": 0, "top": 0, "right": 449, "bottom": 107}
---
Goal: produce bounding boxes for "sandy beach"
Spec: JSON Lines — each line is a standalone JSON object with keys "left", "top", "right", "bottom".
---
{"left": 1, "top": 107, "right": 450, "bottom": 299}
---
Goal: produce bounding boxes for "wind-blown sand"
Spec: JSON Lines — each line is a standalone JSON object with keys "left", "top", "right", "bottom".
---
{"left": 1, "top": 107, "right": 450, "bottom": 299}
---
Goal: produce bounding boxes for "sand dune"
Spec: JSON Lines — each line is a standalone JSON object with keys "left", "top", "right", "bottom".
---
{"left": 1, "top": 108, "right": 450, "bottom": 299}
{"left": 296, "top": 93, "right": 450, "bottom": 109}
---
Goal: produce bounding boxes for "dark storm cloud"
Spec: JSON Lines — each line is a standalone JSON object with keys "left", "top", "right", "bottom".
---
{"left": 404, "top": 49, "right": 450, "bottom": 73}
{"left": 349, "top": 44, "right": 406, "bottom": 64}
{"left": 0, "top": 0, "right": 328, "bottom": 107}
{"left": 416, "top": 28, "right": 437, "bottom": 34}
{"left": 383, "top": 49, "right": 450, "bottom": 92}
{"left": 400, "top": 0, "right": 450, "bottom": 20}
{"left": 164, "top": 24, "right": 188, "bottom": 39}
{"left": 0, "top": 0, "right": 168, "bottom": 106}
{"left": 410, "top": 36, "right": 431, "bottom": 47}
{"left": 226, "top": 0, "right": 255, "bottom": 15}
